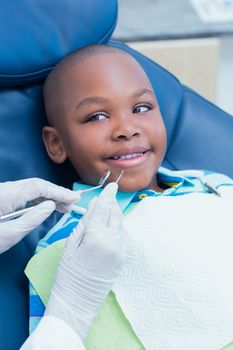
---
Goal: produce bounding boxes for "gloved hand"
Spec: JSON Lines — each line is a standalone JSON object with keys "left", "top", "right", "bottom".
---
{"left": 45, "top": 182, "right": 125, "bottom": 340}
{"left": 0, "top": 178, "right": 81, "bottom": 254}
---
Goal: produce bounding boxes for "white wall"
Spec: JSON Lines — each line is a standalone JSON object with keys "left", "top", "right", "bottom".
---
{"left": 217, "top": 36, "right": 233, "bottom": 115}
{"left": 128, "top": 38, "right": 219, "bottom": 103}
{"left": 129, "top": 36, "right": 233, "bottom": 117}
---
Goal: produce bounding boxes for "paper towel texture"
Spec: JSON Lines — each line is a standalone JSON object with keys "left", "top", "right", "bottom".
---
{"left": 113, "top": 192, "right": 233, "bottom": 350}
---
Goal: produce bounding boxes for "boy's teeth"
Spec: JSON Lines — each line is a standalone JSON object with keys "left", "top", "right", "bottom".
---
{"left": 113, "top": 152, "right": 143, "bottom": 160}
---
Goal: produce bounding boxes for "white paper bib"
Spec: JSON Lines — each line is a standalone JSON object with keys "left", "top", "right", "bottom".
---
{"left": 112, "top": 191, "right": 233, "bottom": 350}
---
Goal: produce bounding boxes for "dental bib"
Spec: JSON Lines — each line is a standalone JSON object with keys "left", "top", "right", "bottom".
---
{"left": 112, "top": 192, "right": 233, "bottom": 350}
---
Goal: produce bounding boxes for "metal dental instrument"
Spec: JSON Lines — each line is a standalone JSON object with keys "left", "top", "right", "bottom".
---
{"left": 69, "top": 169, "right": 125, "bottom": 257}
{"left": 0, "top": 202, "right": 41, "bottom": 223}
{"left": 67, "top": 170, "right": 111, "bottom": 213}
{"left": 115, "top": 169, "right": 124, "bottom": 184}
{"left": 69, "top": 170, "right": 124, "bottom": 214}
{"left": 79, "top": 170, "right": 111, "bottom": 193}
{"left": 0, "top": 170, "right": 112, "bottom": 223}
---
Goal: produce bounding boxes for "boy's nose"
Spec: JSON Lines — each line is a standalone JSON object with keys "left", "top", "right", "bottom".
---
{"left": 111, "top": 115, "right": 140, "bottom": 141}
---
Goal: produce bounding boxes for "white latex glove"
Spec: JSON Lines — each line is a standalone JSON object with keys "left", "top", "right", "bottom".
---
{"left": 45, "top": 182, "right": 125, "bottom": 340}
{"left": 0, "top": 178, "right": 81, "bottom": 254}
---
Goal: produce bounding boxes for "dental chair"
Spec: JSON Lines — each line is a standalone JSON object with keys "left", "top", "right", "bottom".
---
{"left": 0, "top": 0, "right": 233, "bottom": 349}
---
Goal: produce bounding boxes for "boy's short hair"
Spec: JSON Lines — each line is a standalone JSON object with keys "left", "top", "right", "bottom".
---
{"left": 44, "top": 45, "right": 129, "bottom": 125}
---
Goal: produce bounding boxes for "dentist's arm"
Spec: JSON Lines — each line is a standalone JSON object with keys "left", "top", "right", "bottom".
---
{"left": 21, "top": 183, "right": 125, "bottom": 349}
{"left": 0, "top": 178, "right": 81, "bottom": 254}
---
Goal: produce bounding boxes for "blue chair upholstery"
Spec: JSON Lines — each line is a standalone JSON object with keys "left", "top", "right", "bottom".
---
{"left": 0, "top": 1, "right": 233, "bottom": 349}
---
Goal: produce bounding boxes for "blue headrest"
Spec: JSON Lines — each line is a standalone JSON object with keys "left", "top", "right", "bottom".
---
{"left": 0, "top": 0, "right": 117, "bottom": 86}
{"left": 0, "top": 0, "right": 118, "bottom": 185}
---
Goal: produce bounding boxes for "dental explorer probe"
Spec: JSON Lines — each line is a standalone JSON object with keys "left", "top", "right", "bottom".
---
{"left": 69, "top": 169, "right": 124, "bottom": 214}
{"left": 0, "top": 170, "right": 111, "bottom": 223}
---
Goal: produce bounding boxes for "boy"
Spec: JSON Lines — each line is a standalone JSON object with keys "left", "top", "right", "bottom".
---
{"left": 26, "top": 45, "right": 233, "bottom": 350}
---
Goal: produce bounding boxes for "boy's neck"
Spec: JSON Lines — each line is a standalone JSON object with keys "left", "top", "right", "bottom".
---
{"left": 144, "top": 175, "right": 166, "bottom": 193}
{"left": 146, "top": 184, "right": 165, "bottom": 193}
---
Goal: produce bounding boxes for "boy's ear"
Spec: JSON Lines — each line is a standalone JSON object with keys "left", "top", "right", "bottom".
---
{"left": 42, "top": 126, "right": 67, "bottom": 164}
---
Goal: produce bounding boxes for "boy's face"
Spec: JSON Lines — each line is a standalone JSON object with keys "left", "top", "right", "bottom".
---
{"left": 43, "top": 53, "right": 167, "bottom": 192}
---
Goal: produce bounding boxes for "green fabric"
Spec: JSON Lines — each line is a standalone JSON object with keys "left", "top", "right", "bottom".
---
{"left": 85, "top": 292, "right": 144, "bottom": 350}
{"left": 25, "top": 236, "right": 145, "bottom": 350}
{"left": 25, "top": 239, "right": 65, "bottom": 305}
{"left": 221, "top": 341, "right": 233, "bottom": 350}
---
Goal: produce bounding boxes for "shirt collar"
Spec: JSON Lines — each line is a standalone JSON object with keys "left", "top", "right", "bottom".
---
{"left": 73, "top": 167, "right": 196, "bottom": 211}
{"left": 157, "top": 167, "right": 196, "bottom": 186}
{"left": 73, "top": 182, "right": 136, "bottom": 212}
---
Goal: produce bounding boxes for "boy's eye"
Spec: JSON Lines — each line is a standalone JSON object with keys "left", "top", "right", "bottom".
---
{"left": 133, "top": 104, "right": 152, "bottom": 114}
{"left": 86, "top": 113, "right": 108, "bottom": 122}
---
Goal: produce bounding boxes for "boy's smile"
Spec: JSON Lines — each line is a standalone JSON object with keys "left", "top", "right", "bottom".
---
{"left": 105, "top": 146, "right": 151, "bottom": 168}
{"left": 43, "top": 50, "right": 167, "bottom": 192}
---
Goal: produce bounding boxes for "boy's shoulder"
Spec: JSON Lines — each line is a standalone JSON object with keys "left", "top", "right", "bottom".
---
{"left": 159, "top": 167, "right": 233, "bottom": 187}
{"left": 199, "top": 169, "right": 233, "bottom": 188}
{"left": 158, "top": 167, "right": 233, "bottom": 197}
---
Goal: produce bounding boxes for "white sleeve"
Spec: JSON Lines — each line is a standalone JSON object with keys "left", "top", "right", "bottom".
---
{"left": 20, "top": 315, "right": 85, "bottom": 350}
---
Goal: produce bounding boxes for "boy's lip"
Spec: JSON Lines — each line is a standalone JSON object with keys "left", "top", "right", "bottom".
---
{"left": 104, "top": 146, "right": 151, "bottom": 169}
{"left": 106, "top": 146, "right": 150, "bottom": 159}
